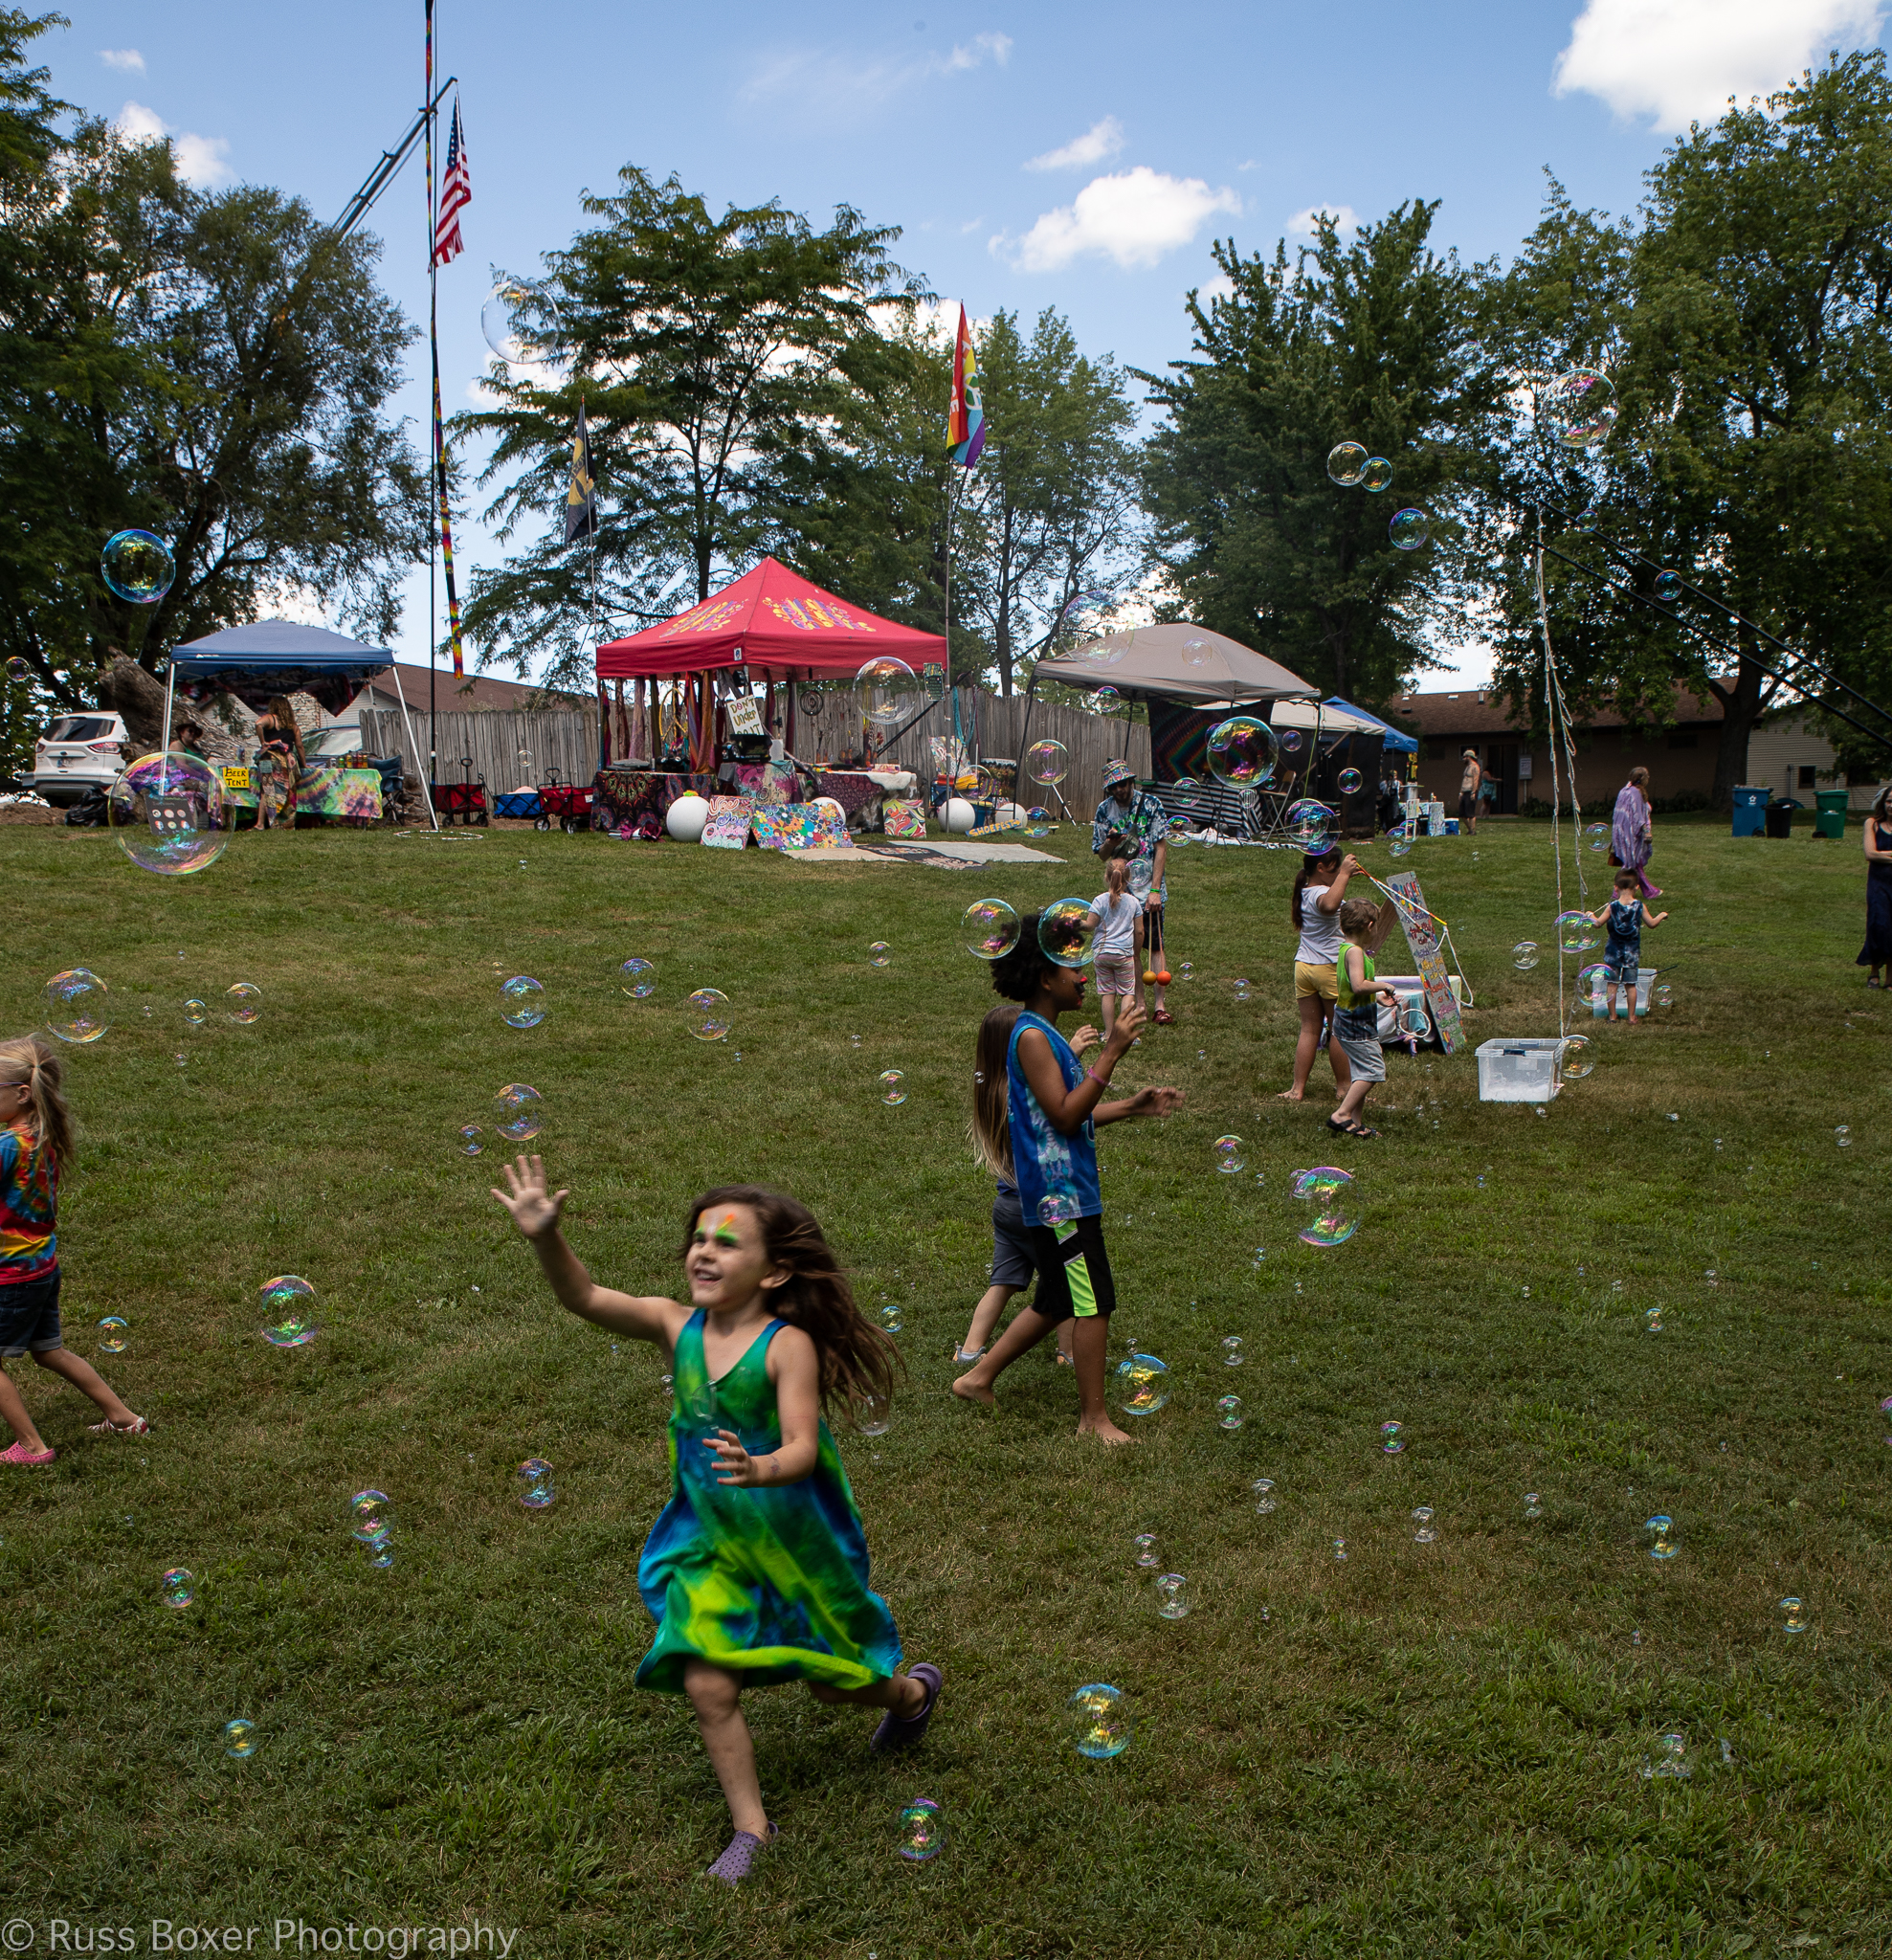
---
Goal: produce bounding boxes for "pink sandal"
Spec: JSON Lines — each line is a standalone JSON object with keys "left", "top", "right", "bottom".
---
{"left": 0, "top": 1440, "right": 56, "bottom": 1465}
{"left": 87, "top": 1414, "right": 150, "bottom": 1437}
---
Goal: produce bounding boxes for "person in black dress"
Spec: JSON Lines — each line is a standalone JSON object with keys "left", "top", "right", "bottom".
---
{"left": 1859, "top": 785, "right": 1892, "bottom": 987}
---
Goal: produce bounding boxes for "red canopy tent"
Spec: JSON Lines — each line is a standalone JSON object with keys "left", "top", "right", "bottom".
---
{"left": 594, "top": 558, "right": 946, "bottom": 770}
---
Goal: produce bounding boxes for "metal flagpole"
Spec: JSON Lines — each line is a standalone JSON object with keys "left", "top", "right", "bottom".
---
{"left": 425, "top": 2, "right": 438, "bottom": 813}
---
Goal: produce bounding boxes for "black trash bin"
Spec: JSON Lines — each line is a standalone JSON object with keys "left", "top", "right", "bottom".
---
{"left": 1765, "top": 798, "right": 1796, "bottom": 838}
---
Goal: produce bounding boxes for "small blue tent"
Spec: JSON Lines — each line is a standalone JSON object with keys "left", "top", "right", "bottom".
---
{"left": 1325, "top": 695, "right": 1418, "bottom": 754}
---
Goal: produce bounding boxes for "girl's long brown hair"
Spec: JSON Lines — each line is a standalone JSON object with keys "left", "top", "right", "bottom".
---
{"left": 266, "top": 696, "right": 305, "bottom": 764}
{"left": 1291, "top": 844, "right": 1344, "bottom": 929}
{"left": 0, "top": 1034, "right": 75, "bottom": 1169}
{"left": 970, "top": 1003, "right": 1022, "bottom": 1180}
{"left": 680, "top": 1186, "right": 901, "bottom": 1427}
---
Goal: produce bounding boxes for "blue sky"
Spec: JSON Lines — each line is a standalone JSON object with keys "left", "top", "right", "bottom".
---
{"left": 51, "top": 0, "right": 1891, "bottom": 689}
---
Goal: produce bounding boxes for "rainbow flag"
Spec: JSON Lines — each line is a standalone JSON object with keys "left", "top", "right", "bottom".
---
{"left": 948, "top": 304, "right": 986, "bottom": 467}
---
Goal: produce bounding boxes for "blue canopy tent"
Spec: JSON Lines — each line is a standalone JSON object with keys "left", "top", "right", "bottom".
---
{"left": 165, "top": 618, "right": 435, "bottom": 829}
{"left": 1325, "top": 695, "right": 1418, "bottom": 754}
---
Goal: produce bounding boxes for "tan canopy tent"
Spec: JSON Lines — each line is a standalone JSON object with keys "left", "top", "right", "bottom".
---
{"left": 1035, "top": 623, "right": 1315, "bottom": 705}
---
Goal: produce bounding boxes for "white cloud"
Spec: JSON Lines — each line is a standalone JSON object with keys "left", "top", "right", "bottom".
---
{"left": 1196, "top": 271, "right": 1236, "bottom": 304}
{"left": 1552, "top": 0, "right": 1885, "bottom": 130}
{"left": 99, "top": 48, "right": 145, "bottom": 73}
{"left": 115, "top": 100, "right": 233, "bottom": 187}
{"left": 1287, "top": 203, "right": 1360, "bottom": 238}
{"left": 1026, "top": 116, "right": 1124, "bottom": 171}
{"left": 742, "top": 30, "right": 1010, "bottom": 109}
{"left": 1005, "top": 167, "right": 1241, "bottom": 273}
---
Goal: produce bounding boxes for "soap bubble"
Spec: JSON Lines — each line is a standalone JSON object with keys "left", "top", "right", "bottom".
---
{"left": 1525, "top": 1492, "right": 1544, "bottom": 1519}
{"left": 183, "top": 998, "right": 209, "bottom": 1026}
{"left": 855, "top": 656, "right": 922, "bottom": 728}
{"left": 1654, "top": 569, "right": 1682, "bottom": 603}
{"left": 868, "top": 942, "right": 891, "bottom": 969}
{"left": 1280, "top": 728, "right": 1302, "bottom": 755}
{"left": 1779, "top": 1595, "right": 1808, "bottom": 1635}
{"left": 1293, "top": 1165, "right": 1357, "bottom": 1246}
{"left": 1024, "top": 807, "right": 1054, "bottom": 836}
{"left": 500, "top": 976, "right": 545, "bottom": 1029}
{"left": 1412, "top": 1505, "right": 1436, "bottom": 1543}
{"left": 350, "top": 1491, "right": 392, "bottom": 1544}
{"left": 1180, "top": 636, "right": 1213, "bottom": 668}
{"left": 1881, "top": 1393, "right": 1892, "bottom": 1442}
{"left": 1560, "top": 1035, "right": 1594, "bottom": 1080}
{"left": 108, "top": 753, "right": 228, "bottom": 877}
{"left": 879, "top": 1303, "right": 902, "bottom": 1333}
{"left": 226, "top": 982, "right": 261, "bottom": 1024}
{"left": 1286, "top": 799, "right": 1333, "bottom": 850}
{"left": 1645, "top": 1305, "right": 1663, "bottom": 1332}
{"left": 1024, "top": 740, "right": 1069, "bottom": 786}
{"left": 1213, "top": 1135, "right": 1245, "bottom": 1174}
{"left": 1555, "top": 910, "right": 1598, "bottom": 953}
{"left": 100, "top": 528, "right": 175, "bottom": 603}
{"left": 1654, "top": 983, "right": 1673, "bottom": 1008}
{"left": 1155, "top": 1571, "right": 1190, "bottom": 1617}
{"left": 964, "top": 899, "right": 1021, "bottom": 960}
{"left": 1398, "top": 1000, "right": 1430, "bottom": 1039}
{"left": 1222, "top": 1335, "right": 1244, "bottom": 1367}
{"left": 1644, "top": 1513, "right": 1676, "bottom": 1559}
{"left": 1389, "top": 507, "right": 1430, "bottom": 550}
{"left": 481, "top": 278, "right": 551, "bottom": 365}
{"left": 618, "top": 958, "right": 657, "bottom": 998}
{"left": 1542, "top": 369, "right": 1617, "bottom": 450}
{"left": 1038, "top": 1191, "right": 1080, "bottom": 1227}
{"left": 1386, "top": 824, "right": 1411, "bottom": 858}
{"left": 1233, "top": 977, "right": 1251, "bottom": 1002}
{"left": 1037, "top": 898, "right": 1097, "bottom": 969}
{"left": 1204, "top": 715, "right": 1278, "bottom": 789}
{"left": 1088, "top": 685, "right": 1123, "bottom": 716}
{"left": 1337, "top": 767, "right": 1363, "bottom": 794}
{"left": 259, "top": 1275, "right": 319, "bottom": 1348}
{"left": 1360, "top": 457, "right": 1392, "bottom": 493}
{"left": 1835, "top": 1125, "right": 1851, "bottom": 1147}
{"left": 879, "top": 1070, "right": 907, "bottom": 1105}
{"left": 857, "top": 1392, "right": 891, "bottom": 1437}
{"left": 1380, "top": 1420, "right": 1405, "bottom": 1454}
{"left": 4, "top": 656, "right": 27, "bottom": 682}
{"left": 366, "top": 1541, "right": 396, "bottom": 1570}
{"left": 222, "top": 1717, "right": 258, "bottom": 1759}
{"left": 458, "top": 1125, "right": 483, "bottom": 1156}
{"left": 162, "top": 1567, "right": 194, "bottom": 1608}
{"left": 1068, "top": 1682, "right": 1129, "bottom": 1758}
{"left": 45, "top": 969, "right": 110, "bottom": 1044}
{"left": 1291, "top": 1166, "right": 1349, "bottom": 1200}
{"left": 1643, "top": 1732, "right": 1688, "bottom": 1779}
{"left": 496, "top": 1083, "right": 543, "bottom": 1142}
{"left": 1115, "top": 1352, "right": 1170, "bottom": 1415}
{"left": 1132, "top": 1533, "right": 1159, "bottom": 1567}
{"left": 1333, "top": 1539, "right": 1347, "bottom": 1562}
{"left": 686, "top": 988, "right": 731, "bottom": 1040}
{"left": 1585, "top": 822, "right": 1610, "bottom": 853}
{"left": 1513, "top": 942, "right": 1540, "bottom": 970}
{"left": 1252, "top": 1478, "right": 1277, "bottom": 1513}
{"left": 98, "top": 1315, "right": 128, "bottom": 1354}
{"left": 1326, "top": 441, "right": 1368, "bottom": 486}
{"left": 517, "top": 1458, "right": 554, "bottom": 1509}
{"left": 1216, "top": 1395, "right": 1243, "bottom": 1431}
{"left": 1576, "top": 960, "right": 1608, "bottom": 999}
{"left": 897, "top": 1796, "right": 946, "bottom": 1862}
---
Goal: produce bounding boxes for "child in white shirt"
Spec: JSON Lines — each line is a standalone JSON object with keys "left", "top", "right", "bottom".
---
{"left": 1084, "top": 858, "right": 1146, "bottom": 1039}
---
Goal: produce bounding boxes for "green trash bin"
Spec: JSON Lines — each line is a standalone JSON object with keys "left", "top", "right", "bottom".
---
{"left": 1814, "top": 789, "right": 1848, "bottom": 838}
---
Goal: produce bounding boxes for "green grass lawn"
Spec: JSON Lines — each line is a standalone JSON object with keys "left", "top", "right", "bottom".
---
{"left": 2, "top": 813, "right": 1888, "bottom": 1958}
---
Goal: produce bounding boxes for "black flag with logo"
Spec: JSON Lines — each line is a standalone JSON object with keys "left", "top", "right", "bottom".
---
{"left": 564, "top": 402, "right": 597, "bottom": 544}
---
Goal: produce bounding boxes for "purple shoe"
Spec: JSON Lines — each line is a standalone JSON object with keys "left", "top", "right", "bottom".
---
{"left": 871, "top": 1662, "right": 943, "bottom": 1753}
{"left": 704, "top": 1822, "right": 776, "bottom": 1884}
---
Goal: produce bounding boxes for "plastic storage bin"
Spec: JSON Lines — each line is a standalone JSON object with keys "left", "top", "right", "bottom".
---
{"left": 1731, "top": 786, "right": 1769, "bottom": 837}
{"left": 1588, "top": 967, "right": 1655, "bottom": 1016}
{"left": 1814, "top": 789, "right": 1848, "bottom": 838}
{"left": 1477, "top": 1037, "right": 1569, "bottom": 1103}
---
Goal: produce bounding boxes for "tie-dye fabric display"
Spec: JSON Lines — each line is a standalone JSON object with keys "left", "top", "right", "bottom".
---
{"left": 701, "top": 796, "right": 755, "bottom": 849}
{"left": 882, "top": 799, "right": 928, "bottom": 840}
{"left": 634, "top": 1310, "right": 902, "bottom": 1693}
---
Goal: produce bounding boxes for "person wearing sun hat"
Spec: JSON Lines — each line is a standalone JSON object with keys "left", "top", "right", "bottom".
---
{"left": 1092, "top": 759, "right": 1174, "bottom": 1023}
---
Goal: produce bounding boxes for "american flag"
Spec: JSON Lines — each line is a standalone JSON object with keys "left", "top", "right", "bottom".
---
{"left": 433, "top": 99, "right": 470, "bottom": 268}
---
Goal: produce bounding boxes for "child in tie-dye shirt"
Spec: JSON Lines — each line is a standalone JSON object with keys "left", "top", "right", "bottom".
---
{"left": 0, "top": 1036, "right": 148, "bottom": 1465}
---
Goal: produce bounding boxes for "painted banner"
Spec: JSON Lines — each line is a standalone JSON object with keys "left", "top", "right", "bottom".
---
{"left": 700, "top": 795, "right": 754, "bottom": 850}
{"left": 1382, "top": 869, "right": 1464, "bottom": 1055}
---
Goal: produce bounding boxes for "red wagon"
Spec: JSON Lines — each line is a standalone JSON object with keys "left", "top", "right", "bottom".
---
{"left": 430, "top": 756, "right": 489, "bottom": 826}
{"left": 534, "top": 767, "right": 595, "bottom": 835}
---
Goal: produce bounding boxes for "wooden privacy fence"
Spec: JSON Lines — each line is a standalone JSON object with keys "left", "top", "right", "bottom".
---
{"left": 358, "top": 707, "right": 599, "bottom": 790}
{"left": 858, "top": 689, "right": 1150, "bottom": 808}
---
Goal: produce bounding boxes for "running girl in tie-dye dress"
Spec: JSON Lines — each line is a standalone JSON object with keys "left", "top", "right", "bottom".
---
{"left": 490, "top": 1160, "right": 942, "bottom": 1887}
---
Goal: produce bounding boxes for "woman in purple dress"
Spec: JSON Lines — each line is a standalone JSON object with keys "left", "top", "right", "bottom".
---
{"left": 1859, "top": 785, "right": 1892, "bottom": 987}
{"left": 1611, "top": 765, "right": 1659, "bottom": 899}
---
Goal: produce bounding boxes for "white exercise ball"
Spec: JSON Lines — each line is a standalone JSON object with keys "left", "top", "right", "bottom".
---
{"left": 945, "top": 797, "right": 976, "bottom": 834}
{"left": 813, "top": 795, "right": 846, "bottom": 822}
{"left": 665, "top": 793, "right": 711, "bottom": 842}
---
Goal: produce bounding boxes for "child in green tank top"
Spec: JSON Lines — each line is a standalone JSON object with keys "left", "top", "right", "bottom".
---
{"left": 1327, "top": 898, "right": 1399, "bottom": 1139}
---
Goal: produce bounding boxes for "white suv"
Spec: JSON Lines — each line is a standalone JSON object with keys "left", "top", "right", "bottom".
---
{"left": 27, "top": 712, "right": 130, "bottom": 807}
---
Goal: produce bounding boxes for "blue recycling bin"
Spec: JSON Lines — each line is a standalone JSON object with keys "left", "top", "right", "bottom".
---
{"left": 1731, "top": 785, "right": 1769, "bottom": 837}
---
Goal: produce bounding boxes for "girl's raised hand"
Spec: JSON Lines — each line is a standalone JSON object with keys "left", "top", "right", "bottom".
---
{"left": 491, "top": 1154, "right": 568, "bottom": 1239}
{"left": 1071, "top": 1024, "right": 1102, "bottom": 1057}
{"left": 708, "top": 1428, "right": 764, "bottom": 1487}
{"left": 1124, "top": 1084, "right": 1185, "bottom": 1119}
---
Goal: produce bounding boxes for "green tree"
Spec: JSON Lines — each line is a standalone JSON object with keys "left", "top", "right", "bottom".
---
{"left": 0, "top": 11, "right": 428, "bottom": 719}
{"left": 456, "top": 167, "right": 920, "bottom": 690}
{"left": 1486, "top": 55, "right": 1892, "bottom": 804}
{"left": 1138, "top": 203, "right": 1502, "bottom": 704}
